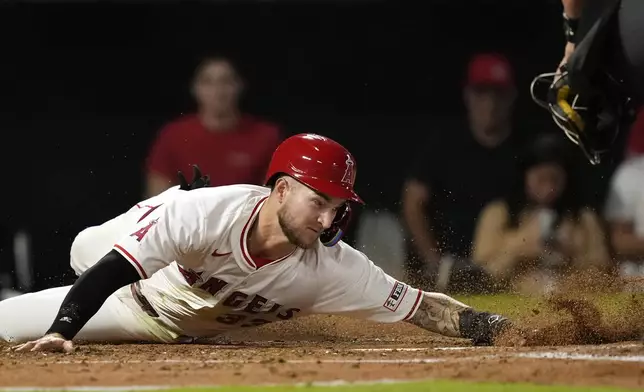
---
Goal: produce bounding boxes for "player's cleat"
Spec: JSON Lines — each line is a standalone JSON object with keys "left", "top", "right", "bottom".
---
{"left": 177, "top": 165, "right": 210, "bottom": 191}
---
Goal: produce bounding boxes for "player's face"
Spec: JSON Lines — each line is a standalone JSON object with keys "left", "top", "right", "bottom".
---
{"left": 525, "top": 162, "right": 567, "bottom": 206}
{"left": 277, "top": 181, "right": 346, "bottom": 249}
{"left": 193, "top": 60, "right": 243, "bottom": 115}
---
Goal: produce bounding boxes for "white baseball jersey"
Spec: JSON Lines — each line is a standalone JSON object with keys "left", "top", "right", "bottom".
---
{"left": 109, "top": 184, "right": 423, "bottom": 339}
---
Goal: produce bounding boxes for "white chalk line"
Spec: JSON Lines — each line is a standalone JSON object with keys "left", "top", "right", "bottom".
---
{"left": 15, "top": 346, "right": 644, "bottom": 365}
{"left": 517, "top": 352, "right": 644, "bottom": 362}
{"left": 1, "top": 378, "right": 426, "bottom": 392}
{"left": 2, "top": 347, "right": 644, "bottom": 391}
{"left": 351, "top": 346, "right": 475, "bottom": 352}
{"left": 37, "top": 358, "right": 445, "bottom": 365}
{"left": 351, "top": 343, "right": 641, "bottom": 352}
{"left": 2, "top": 344, "right": 642, "bottom": 392}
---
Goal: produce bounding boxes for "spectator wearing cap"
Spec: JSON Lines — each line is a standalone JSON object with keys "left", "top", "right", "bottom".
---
{"left": 401, "top": 52, "right": 523, "bottom": 293}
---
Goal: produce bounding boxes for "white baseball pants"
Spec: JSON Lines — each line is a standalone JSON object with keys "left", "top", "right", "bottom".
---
{"left": 0, "top": 222, "right": 173, "bottom": 344}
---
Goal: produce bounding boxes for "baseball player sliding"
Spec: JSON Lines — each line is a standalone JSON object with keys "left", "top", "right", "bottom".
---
{"left": 1, "top": 134, "right": 512, "bottom": 352}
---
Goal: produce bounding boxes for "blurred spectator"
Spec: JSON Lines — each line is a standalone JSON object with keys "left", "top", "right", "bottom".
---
{"left": 0, "top": 225, "right": 31, "bottom": 300}
{"left": 625, "top": 105, "right": 644, "bottom": 159}
{"left": 0, "top": 225, "right": 16, "bottom": 300}
{"left": 401, "top": 53, "right": 521, "bottom": 293}
{"left": 354, "top": 210, "right": 407, "bottom": 281}
{"left": 145, "top": 54, "right": 283, "bottom": 198}
{"left": 472, "top": 133, "right": 611, "bottom": 296}
{"left": 604, "top": 153, "right": 644, "bottom": 278}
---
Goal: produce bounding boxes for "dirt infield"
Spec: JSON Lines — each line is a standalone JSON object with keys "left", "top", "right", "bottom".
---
{"left": 1, "top": 314, "right": 643, "bottom": 390}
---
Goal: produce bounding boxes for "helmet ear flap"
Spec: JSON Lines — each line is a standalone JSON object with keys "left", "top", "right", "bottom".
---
{"left": 320, "top": 204, "right": 352, "bottom": 247}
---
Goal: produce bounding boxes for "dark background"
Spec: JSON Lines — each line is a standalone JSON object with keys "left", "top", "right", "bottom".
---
{"left": 0, "top": 0, "right": 626, "bottom": 290}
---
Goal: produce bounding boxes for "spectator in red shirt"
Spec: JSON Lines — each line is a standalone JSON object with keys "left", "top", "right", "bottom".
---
{"left": 145, "top": 54, "right": 283, "bottom": 198}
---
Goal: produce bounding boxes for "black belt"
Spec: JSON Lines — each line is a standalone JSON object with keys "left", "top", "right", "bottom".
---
{"left": 130, "top": 281, "right": 159, "bottom": 318}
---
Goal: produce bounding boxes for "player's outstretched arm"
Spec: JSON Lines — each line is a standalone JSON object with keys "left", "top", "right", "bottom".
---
{"left": 311, "top": 243, "right": 517, "bottom": 346}
{"left": 405, "top": 292, "right": 512, "bottom": 346}
{"left": 12, "top": 250, "right": 141, "bottom": 353}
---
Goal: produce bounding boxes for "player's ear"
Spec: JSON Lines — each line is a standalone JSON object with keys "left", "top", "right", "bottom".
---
{"left": 274, "top": 177, "right": 289, "bottom": 203}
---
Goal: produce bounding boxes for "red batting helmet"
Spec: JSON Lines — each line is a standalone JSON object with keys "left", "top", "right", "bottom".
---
{"left": 264, "top": 133, "right": 364, "bottom": 204}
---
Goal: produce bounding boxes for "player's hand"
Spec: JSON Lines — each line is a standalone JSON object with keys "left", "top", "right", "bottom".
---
{"left": 11, "top": 333, "right": 75, "bottom": 353}
{"left": 178, "top": 165, "right": 210, "bottom": 191}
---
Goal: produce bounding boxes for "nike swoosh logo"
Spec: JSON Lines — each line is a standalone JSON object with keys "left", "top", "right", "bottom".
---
{"left": 212, "top": 249, "right": 233, "bottom": 257}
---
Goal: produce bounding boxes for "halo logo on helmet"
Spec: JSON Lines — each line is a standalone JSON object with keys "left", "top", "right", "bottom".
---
{"left": 341, "top": 156, "right": 355, "bottom": 185}
{"left": 265, "top": 133, "right": 364, "bottom": 247}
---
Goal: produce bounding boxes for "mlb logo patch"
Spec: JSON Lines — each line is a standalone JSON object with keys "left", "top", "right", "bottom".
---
{"left": 383, "top": 281, "right": 408, "bottom": 312}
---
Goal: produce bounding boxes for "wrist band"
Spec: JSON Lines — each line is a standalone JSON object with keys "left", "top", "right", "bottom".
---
{"left": 563, "top": 12, "right": 579, "bottom": 43}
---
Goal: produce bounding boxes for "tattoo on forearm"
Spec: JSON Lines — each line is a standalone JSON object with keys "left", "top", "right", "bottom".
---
{"left": 406, "top": 292, "right": 470, "bottom": 337}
